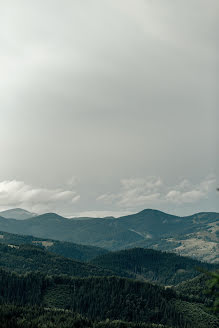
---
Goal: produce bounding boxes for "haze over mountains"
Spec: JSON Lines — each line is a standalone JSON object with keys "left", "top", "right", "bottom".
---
{"left": 0, "top": 208, "right": 218, "bottom": 263}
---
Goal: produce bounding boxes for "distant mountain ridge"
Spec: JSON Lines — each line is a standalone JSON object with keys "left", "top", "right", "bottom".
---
{"left": 0, "top": 208, "right": 36, "bottom": 220}
{"left": 0, "top": 208, "right": 218, "bottom": 263}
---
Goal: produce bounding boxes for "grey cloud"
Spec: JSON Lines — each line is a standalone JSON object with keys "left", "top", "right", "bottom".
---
{"left": 0, "top": 1, "right": 218, "bottom": 216}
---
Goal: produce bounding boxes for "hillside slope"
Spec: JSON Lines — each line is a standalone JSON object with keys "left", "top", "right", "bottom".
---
{"left": 0, "top": 230, "right": 108, "bottom": 261}
{"left": 0, "top": 243, "right": 113, "bottom": 277}
{"left": 91, "top": 248, "right": 218, "bottom": 285}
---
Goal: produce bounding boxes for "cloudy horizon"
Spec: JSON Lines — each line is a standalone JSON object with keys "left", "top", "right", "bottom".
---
{"left": 1, "top": 1, "right": 218, "bottom": 217}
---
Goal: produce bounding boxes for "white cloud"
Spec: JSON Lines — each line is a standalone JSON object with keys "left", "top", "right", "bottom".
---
{"left": 0, "top": 180, "right": 80, "bottom": 213}
{"left": 165, "top": 176, "right": 215, "bottom": 204}
{"left": 97, "top": 176, "right": 216, "bottom": 209}
{"left": 97, "top": 176, "right": 162, "bottom": 209}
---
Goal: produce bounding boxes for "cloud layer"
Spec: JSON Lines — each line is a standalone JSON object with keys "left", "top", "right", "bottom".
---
{"left": 0, "top": 180, "right": 80, "bottom": 213}
{"left": 97, "top": 176, "right": 216, "bottom": 210}
{"left": 0, "top": 176, "right": 216, "bottom": 216}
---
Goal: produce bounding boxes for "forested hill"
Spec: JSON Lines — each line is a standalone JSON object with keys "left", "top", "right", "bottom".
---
{"left": 90, "top": 248, "right": 218, "bottom": 285}
{"left": 0, "top": 209, "right": 218, "bottom": 262}
{"left": 174, "top": 273, "right": 217, "bottom": 305}
{"left": 0, "top": 230, "right": 108, "bottom": 261}
{"left": 0, "top": 268, "right": 218, "bottom": 328}
{"left": 0, "top": 243, "right": 113, "bottom": 277}
{"left": 1, "top": 241, "right": 217, "bottom": 285}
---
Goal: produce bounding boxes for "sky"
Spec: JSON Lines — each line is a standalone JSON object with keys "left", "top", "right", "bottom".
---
{"left": 0, "top": 0, "right": 218, "bottom": 217}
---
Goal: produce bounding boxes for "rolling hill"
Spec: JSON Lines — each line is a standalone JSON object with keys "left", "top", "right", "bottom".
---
{"left": 0, "top": 230, "right": 108, "bottom": 261}
{"left": 1, "top": 239, "right": 216, "bottom": 285}
{"left": 0, "top": 243, "right": 113, "bottom": 277}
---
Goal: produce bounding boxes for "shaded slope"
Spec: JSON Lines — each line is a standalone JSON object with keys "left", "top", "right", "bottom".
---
{"left": 0, "top": 243, "right": 113, "bottom": 277}
{"left": 91, "top": 248, "right": 218, "bottom": 285}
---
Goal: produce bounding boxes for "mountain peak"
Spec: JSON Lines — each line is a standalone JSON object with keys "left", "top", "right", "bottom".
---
{"left": 33, "top": 213, "right": 66, "bottom": 221}
{"left": 0, "top": 208, "right": 36, "bottom": 220}
{"left": 136, "top": 209, "right": 170, "bottom": 216}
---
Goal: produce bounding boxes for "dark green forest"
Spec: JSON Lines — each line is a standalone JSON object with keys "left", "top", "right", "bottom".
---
{"left": 0, "top": 243, "right": 217, "bottom": 285}
{"left": 90, "top": 248, "right": 218, "bottom": 285}
{"left": 0, "top": 268, "right": 218, "bottom": 328}
{"left": 0, "top": 243, "right": 113, "bottom": 277}
{"left": 0, "top": 304, "right": 172, "bottom": 328}
{"left": 0, "top": 232, "right": 218, "bottom": 328}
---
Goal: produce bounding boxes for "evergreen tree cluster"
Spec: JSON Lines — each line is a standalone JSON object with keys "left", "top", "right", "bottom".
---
{"left": 0, "top": 268, "right": 218, "bottom": 328}
{"left": 0, "top": 304, "right": 172, "bottom": 328}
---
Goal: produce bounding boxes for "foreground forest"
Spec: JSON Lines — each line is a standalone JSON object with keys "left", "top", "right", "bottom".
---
{"left": 0, "top": 229, "right": 218, "bottom": 327}
{"left": 0, "top": 264, "right": 218, "bottom": 327}
{"left": 0, "top": 305, "right": 172, "bottom": 328}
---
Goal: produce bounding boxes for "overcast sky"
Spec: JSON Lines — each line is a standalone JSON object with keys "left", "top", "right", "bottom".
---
{"left": 0, "top": 0, "right": 218, "bottom": 217}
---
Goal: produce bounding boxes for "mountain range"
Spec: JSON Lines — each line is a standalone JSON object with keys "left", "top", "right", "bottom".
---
{"left": 0, "top": 208, "right": 218, "bottom": 262}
